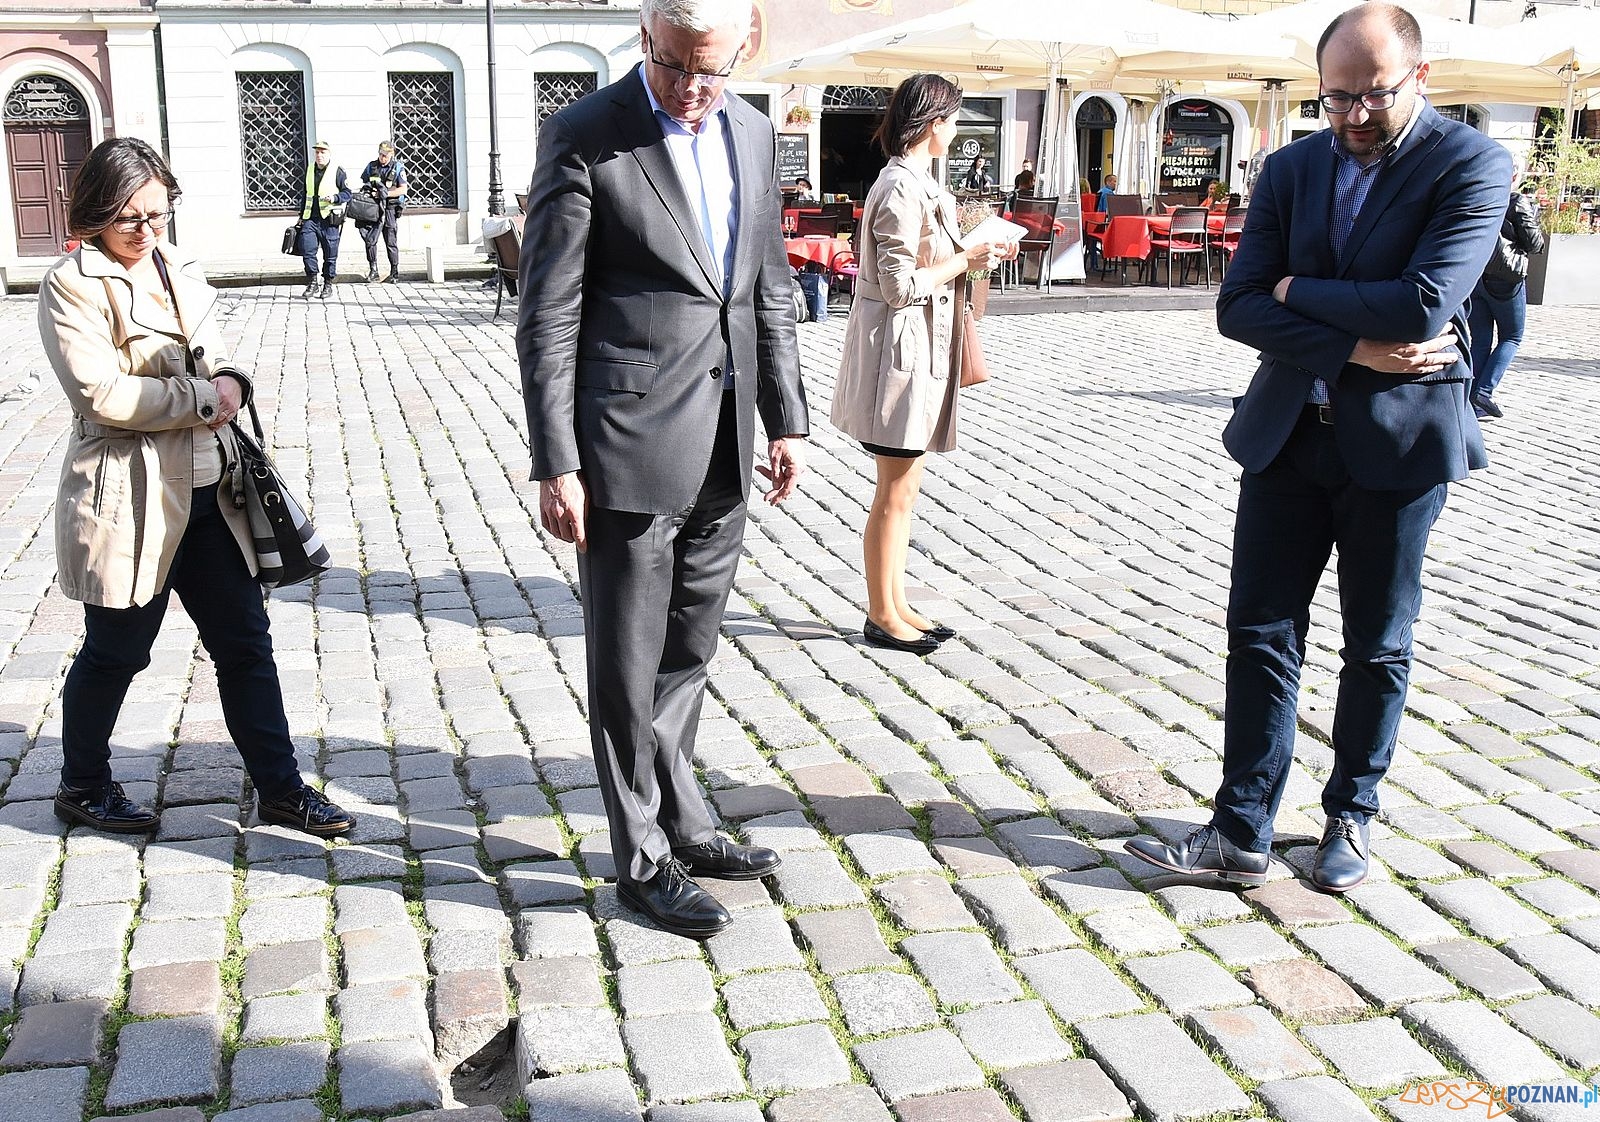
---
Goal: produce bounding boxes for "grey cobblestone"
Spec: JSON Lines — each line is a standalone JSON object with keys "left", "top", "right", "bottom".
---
{"left": 740, "top": 1022, "right": 852, "bottom": 1095}
{"left": 1301, "top": 1017, "right": 1449, "bottom": 1088}
{"left": 1078, "top": 1012, "right": 1251, "bottom": 1122}
{"left": 853, "top": 1028, "right": 985, "bottom": 1102}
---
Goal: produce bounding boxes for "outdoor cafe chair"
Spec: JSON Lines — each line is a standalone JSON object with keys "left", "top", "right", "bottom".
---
{"left": 795, "top": 214, "right": 842, "bottom": 237}
{"left": 1099, "top": 215, "right": 1151, "bottom": 285}
{"left": 1006, "top": 196, "right": 1059, "bottom": 291}
{"left": 828, "top": 250, "right": 859, "bottom": 303}
{"left": 1212, "top": 206, "right": 1248, "bottom": 276}
{"left": 489, "top": 226, "right": 520, "bottom": 319}
{"left": 820, "top": 200, "right": 856, "bottom": 237}
{"left": 514, "top": 192, "right": 528, "bottom": 214}
{"left": 1151, "top": 206, "right": 1212, "bottom": 287}
{"left": 1105, "top": 193, "right": 1145, "bottom": 218}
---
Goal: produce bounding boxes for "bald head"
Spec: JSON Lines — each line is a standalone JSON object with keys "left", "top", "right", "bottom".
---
{"left": 1316, "top": 3, "right": 1421, "bottom": 71}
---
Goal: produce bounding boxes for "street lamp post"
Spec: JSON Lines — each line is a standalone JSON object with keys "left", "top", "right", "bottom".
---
{"left": 485, "top": 0, "right": 504, "bottom": 216}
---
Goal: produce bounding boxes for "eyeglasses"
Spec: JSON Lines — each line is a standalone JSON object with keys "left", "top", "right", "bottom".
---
{"left": 110, "top": 211, "right": 174, "bottom": 234}
{"left": 1318, "top": 64, "right": 1419, "bottom": 114}
{"left": 645, "top": 33, "right": 740, "bottom": 87}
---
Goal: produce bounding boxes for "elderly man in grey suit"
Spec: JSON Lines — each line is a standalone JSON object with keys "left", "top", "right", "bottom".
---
{"left": 518, "top": 0, "right": 809, "bottom": 939}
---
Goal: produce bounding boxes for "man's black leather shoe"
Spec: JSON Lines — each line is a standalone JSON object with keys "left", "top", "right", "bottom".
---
{"left": 618, "top": 858, "right": 732, "bottom": 939}
{"left": 920, "top": 623, "right": 957, "bottom": 642}
{"left": 863, "top": 619, "right": 940, "bottom": 655}
{"left": 258, "top": 786, "right": 355, "bottom": 838}
{"left": 1312, "top": 816, "right": 1369, "bottom": 893}
{"left": 1124, "top": 825, "right": 1270, "bottom": 886}
{"left": 54, "top": 782, "right": 159, "bottom": 833}
{"left": 672, "top": 834, "right": 781, "bottom": 881}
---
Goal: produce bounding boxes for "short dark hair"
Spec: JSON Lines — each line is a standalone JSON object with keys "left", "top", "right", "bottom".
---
{"left": 873, "top": 74, "right": 963, "bottom": 159}
{"left": 796, "top": 176, "right": 812, "bottom": 189}
{"left": 1014, "top": 170, "right": 1036, "bottom": 192}
{"left": 67, "top": 137, "right": 181, "bottom": 240}
{"left": 1316, "top": 2, "right": 1422, "bottom": 70}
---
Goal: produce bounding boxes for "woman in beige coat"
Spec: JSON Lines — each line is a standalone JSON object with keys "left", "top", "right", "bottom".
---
{"left": 830, "top": 75, "right": 1015, "bottom": 655}
{"left": 40, "top": 138, "right": 352, "bottom": 837}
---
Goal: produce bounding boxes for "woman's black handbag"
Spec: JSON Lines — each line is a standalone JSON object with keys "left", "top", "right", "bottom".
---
{"left": 230, "top": 400, "right": 332, "bottom": 588}
{"left": 281, "top": 222, "right": 301, "bottom": 255}
{"left": 345, "top": 191, "right": 383, "bottom": 225}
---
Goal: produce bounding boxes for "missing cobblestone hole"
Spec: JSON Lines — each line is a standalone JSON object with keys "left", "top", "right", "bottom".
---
{"left": 446, "top": 1023, "right": 517, "bottom": 1110}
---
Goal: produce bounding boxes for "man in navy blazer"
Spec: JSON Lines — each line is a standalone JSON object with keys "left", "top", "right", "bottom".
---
{"left": 1127, "top": 3, "right": 1510, "bottom": 893}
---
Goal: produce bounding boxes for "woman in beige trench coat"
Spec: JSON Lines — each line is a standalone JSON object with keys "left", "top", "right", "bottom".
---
{"left": 39, "top": 138, "right": 352, "bottom": 838}
{"left": 830, "top": 75, "right": 1015, "bottom": 655}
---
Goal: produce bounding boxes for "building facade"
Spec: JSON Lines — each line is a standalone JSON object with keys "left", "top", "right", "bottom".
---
{"left": 1, "top": 0, "right": 160, "bottom": 263}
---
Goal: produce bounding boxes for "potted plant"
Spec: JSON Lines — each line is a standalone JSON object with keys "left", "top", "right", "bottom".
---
{"left": 1523, "top": 117, "right": 1600, "bottom": 306}
{"left": 784, "top": 105, "right": 812, "bottom": 129}
{"left": 956, "top": 200, "right": 995, "bottom": 317}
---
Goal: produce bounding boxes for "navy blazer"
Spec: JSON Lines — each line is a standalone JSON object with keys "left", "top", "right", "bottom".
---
{"left": 1216, "top": 102, "right": 1511, "bottom": 490}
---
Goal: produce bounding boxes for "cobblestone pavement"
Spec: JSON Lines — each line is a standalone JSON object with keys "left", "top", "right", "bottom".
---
{"left": 0, "top": 283, "right": 1596, "bottom": 1122}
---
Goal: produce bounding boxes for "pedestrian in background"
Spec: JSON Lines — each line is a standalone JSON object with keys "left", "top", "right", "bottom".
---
{"left": 829, "top": 73, "right": 1016, "bottom": 657}
{"left": 298, "top": 140, "right": 350, "bottom": 299}
{"left": 962, "top": 155, "right": 994, "bottom": 192}
{"left": 358, "top": 140, "right": 409, "bottom": 283}
{"left": 1468, "top": 167, "right": 1544, "bottom": 420}
{"left": 1125, "top": 3, "right": 1509, "bottom": 894}
{"left": 1096, "top": 172, "right": 1119, "bottom": 214}
{"left": 519, "top": 0, "right": 809, "bottom": 940}
{"left": 37, "top": 137, "right": 354, "bottom": 838}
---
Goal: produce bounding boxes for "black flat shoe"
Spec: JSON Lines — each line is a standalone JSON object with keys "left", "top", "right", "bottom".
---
{"left": 1124, "top": 824, "right": 1270, "bottom": 886}
{"left": 618, "top": 858, "right": 732, "bottom": 939}
{"left": 672, "top": 834, "right": 781, "bottom": 880}
{"left": 919, "top": 623, "right": 957, "bottom": 642}
{"left": 257, "top": 785, "right": 355, "bottom": 837}
{"left": 863, "top": 619, "right": 940, "bottom": 655}
{"left": 1311, "top": 816, "right": 1369, "bottom": 894}
{"left": 54, "top": 782, "right": 159, "bottom": 834}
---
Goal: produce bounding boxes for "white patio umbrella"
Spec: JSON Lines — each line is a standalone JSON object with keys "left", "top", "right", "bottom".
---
{"left": 1229, "top": 0, "right": 1586, "bottom": 108}
{"left": 760, "top": 0, "right": 1294, "bottom": 176}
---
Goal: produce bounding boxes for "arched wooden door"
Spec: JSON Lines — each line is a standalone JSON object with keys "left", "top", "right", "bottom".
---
{"left": 5, "top": 75, "right": 92, "bottom": 257}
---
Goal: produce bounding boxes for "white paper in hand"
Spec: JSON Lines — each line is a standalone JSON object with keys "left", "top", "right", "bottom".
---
{"left": 959, "top": 214, "right": 1028, "bottom": 249}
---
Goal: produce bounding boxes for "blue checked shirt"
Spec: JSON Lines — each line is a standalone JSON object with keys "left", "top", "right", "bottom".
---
{"left": 1308, "top": 107, "right": 1424, "bottom": 405}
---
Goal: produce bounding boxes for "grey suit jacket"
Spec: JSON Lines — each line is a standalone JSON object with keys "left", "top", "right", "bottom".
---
{"left": 517, "top": 66, "right": 809, "bottom": 515}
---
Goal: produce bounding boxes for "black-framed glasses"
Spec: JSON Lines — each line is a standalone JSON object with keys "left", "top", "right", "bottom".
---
{"left": 1318, "top": 64, "right": 1419, "bottom": 114}
{"left": 644, "top": 32, "right": 741, "bottom": 86}
{"left": 110, "top": 210, "right": 174, "bottom": 234}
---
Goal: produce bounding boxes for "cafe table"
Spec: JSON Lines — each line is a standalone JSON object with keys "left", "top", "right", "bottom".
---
{"left": 784, "top": 234, "right": 852, "bottom": 270}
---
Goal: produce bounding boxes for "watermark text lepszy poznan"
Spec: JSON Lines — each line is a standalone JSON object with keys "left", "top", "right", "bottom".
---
{"left": 1398, "top": 1081, "right": 1600, "bottom": 1119}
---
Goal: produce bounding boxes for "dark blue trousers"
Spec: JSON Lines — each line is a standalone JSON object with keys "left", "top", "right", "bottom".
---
{"left": 298, "top": 216, "right": 342, "bottom": 281}
{"left": 1467, "top": 276, "right": 1526, "bottom": 401}
{"left": 1213, "top": 410, "right": 1447, "bottom": 853}
{"left": 60, "top": 485, "right": 303, "bottom": 800}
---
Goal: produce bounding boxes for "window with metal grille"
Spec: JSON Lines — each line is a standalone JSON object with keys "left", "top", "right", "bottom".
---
{"left": 237, "top": 71, "right": 308, "bottom": 212}
{"left": 535, "top": 72, "right": 597, "bottom": 127}
{"left": 389, "top": 72, "right": 458, "bottom": 208}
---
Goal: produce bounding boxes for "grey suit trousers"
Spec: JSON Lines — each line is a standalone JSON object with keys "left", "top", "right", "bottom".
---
{"left": 578, "top": 396, "right": 743, "bottom": 884}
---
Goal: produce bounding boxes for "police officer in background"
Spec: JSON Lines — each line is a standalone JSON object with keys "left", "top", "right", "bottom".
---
{"left": 298, "top": 140, "right": 350, "bottom": 299}
{"left": 358, "top": 141, "right": 409, "bottom": 283}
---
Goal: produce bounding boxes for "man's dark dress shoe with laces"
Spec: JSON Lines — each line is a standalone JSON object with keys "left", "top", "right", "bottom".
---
{"left": 1124, "top": 824, "right": 1270, "bottom": 886}
{"left": 863, "top": 619, "right": 940, "bottom": 655}
{"left": 919, "top": 623, "right": 957, "bottom": 642}
{"left": 618, "top": 857, "right": 733, "bottom": 939}
{"left": 1312, "top": 816, "right": 1369, "bottom": 893}
{"left": 257, "top": 786, "right": 355, "bottom": 837}
{"left": 671, "top": 834, "right": 781, "bottom": 880}
{"left": 54, "top": 782, "right": 159, "bottom": 833}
